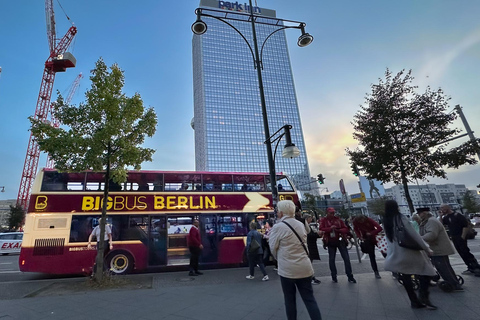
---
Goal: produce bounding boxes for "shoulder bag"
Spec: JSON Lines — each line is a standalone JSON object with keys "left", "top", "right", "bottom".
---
{"left": 282, "top": 221, "right": 309, "bottom": 256}
{"left": 394, "top": 215, "right": 422, "bottom": 250}
{"left": 248, "top": 234, "right": 261, "bottom": 254}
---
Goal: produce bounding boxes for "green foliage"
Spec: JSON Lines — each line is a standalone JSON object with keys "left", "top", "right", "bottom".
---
{"left": 30, "top": 58, "right": 157, "bottom": 181}
{"left": 8, "top": 205, "right": 24, "bottom": 231}
{"left": 367, "top": 196, "right": 388, "bottom": 216}
{"left": 346, "top": 69, "right": 479, "bottom": 213}
{"left": 29, "top": 58, "right": 157, "bottom": 281}
{"left": 301, "top": 193, "right": 322, "bottom": 218}
{"left": 462, "top": 190, "right": 480, "bottom": 214}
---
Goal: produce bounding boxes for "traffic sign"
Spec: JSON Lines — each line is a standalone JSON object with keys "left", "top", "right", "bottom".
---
{"left": 351, "top": 192, "right": 366, "bottom": 203}
{"left": 339, "top": 179, "right": 346, "bottom": 195}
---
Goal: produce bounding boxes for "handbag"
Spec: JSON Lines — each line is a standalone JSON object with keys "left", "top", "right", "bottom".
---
{"left": 360, "top": 239, "right": 374, "bottom": 254}
{"left": 395, "top": 215, "right": 422, "bottom": 250}
{"left": 248, "top": 237, "right": 261, "bottom": 253}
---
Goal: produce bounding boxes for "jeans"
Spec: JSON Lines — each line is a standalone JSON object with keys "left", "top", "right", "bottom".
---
{"left": 451, "top": 236, "right": 480, "bottom": 270}
{"left": 327, "top": 241, "right": 353, "bottom": 277}
{"left": 248, "top": 253, "right": 267, "bottom": 276}
{"left": 280, "top": 276, "right": 322, "bottom": 320}
{"left": 189, "top": 246, "right": 201, "bottom": 272}
{"left": 431, "top": 255, "right": 461, "bottom": 289}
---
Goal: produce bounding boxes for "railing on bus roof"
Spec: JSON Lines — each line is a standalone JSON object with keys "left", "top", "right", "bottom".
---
{"left": 38, "top": 170, "right": 296, "bottom": 193}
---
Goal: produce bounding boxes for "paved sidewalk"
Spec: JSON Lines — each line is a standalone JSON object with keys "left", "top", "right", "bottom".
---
{"left": 1, "top": 259, "right": 480, "bottom": 320}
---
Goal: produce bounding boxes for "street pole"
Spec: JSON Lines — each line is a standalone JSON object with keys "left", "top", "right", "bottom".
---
{"left": 248, "top": 0, "right": 278, "bottom": 210}
{"left": 455, "top": 105, "right": 480, "bottom": 161}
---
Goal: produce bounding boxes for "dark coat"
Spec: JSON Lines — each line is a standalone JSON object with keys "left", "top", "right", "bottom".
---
{"left": 307, "top": 230, "right": 321, "bottom": 261}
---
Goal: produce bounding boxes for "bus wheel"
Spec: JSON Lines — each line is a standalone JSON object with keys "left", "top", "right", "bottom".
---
{"left": 106, "top": 251, "right": 134, "bottom": 275}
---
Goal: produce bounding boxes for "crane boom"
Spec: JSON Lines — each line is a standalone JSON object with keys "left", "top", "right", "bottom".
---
{"left": 16, "top": 0, "right": 77, "bottom": 210}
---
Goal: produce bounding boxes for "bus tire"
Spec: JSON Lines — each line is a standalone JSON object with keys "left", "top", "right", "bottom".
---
{"left": 106, "top": 250, "right": 134, "bottom": 275}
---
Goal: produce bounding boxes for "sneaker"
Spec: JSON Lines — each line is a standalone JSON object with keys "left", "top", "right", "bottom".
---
{"left": 348, "top": 277, "right": 357, "bottom": 283}
{"left": 311, "top": 279, "right": 320, "bottom": 285}
{"left": 262, "top": 275, "right": 269, "bottom": 281}
{"left": 374, "top": 272, "right": 382, "bottom": 279}
{"left": 332, "top": 276, "right": 337, "bottom": 283}
{"left": 273, "top": 267, "right": 278, "bottom": 271}
{"left": 246, "top": 275, "right": 255, "bottom": 280}
{"left": 313, "top": 278, "right": 321, "bottom": 284}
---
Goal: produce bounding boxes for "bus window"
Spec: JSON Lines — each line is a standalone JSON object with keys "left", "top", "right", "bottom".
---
{"left": 276, "top": 176, "right": 293, "bottom": 192}
{"left": 202, "top": 174, "right": 233, "bottom": 192}
{"left": 85, "top": 172, "right": 105, "bottom": 191}
{"left": 164, "top": 174, "right": 201, "bottom": 192}
{"left": 218, "top": 214, "right": 247, "bottom": 236}
{"left": 233, "top": 174, "right": 265, "bottom": 192}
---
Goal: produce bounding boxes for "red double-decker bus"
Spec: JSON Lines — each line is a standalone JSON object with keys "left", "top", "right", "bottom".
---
{"left": 19, "top": 168, "right": 300, "bottom": 275}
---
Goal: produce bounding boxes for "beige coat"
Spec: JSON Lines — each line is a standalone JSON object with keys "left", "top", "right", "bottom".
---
{"left": 419, "top": 214, "right": 456, "bottom": 256}
{"left": 384, "top": 215, "right": 436, "bottom": 276}
{"left": 269, "top": 216, "right": 314, "bottom": 279}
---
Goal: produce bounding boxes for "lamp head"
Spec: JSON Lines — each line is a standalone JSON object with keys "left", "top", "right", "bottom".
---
{"left": 297, "top": 23, "right": 313, "bottom": 47}
{"left": 297, "top": 33, "right": 313, "bottom": 47}
{"left": 282, "top": 143, "right": 300, "bottom": 159}
{"left": 192, "top": 12, "right": 207, "bottom": 35}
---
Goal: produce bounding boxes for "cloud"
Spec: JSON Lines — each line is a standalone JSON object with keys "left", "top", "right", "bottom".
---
{"left": 418, "top": 28, "right": 480, "bottom": 86}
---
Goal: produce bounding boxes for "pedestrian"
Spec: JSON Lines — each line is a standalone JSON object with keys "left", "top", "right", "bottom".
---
{"left": 187, "top": 219, "right": 203, "bottom": 276}
{"left": 304, "top": 214, "right": 322, "bottom": 284}
{"left": 262, "top": 220, "right": 278, "bottom": 270}
{"left": 411, "top": 214, "right": 421, "bottom": 233}
{"left": 269, "top": 200, "right": 322, "bottom": 320}
{"left": 246, "top": 221, "right": 269, "bottom": 281}
{"left": 352, "top": 214, "right": 383, "bottom": 279}
{"left": 439, "top": 204, "right": 480, "bottom": 275}
{"left": 417, "top": 207, "right": 463, "bottom": 291}
{"left": 383, "top": 200, "right": 437, "bottom": 310}
{"left": 319, "top": 207, "right": 356, "bottom": 283}
{"left": 87, "top": 217, "right": 113, "bottom": 275}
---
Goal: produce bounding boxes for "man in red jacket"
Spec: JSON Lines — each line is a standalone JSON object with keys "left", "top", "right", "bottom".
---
{"left": 188, "top": 219, "right": 203, "bottom": 276}
{"left": 319, "top": 207, "right": 356, "bottom": 283}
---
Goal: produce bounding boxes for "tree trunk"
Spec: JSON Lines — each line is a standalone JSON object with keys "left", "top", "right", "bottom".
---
{"left": 94, "top": 144, "right": 111, "bottom": 282}
{"left": 399, "top": 163, "right": 414, "bottom": 214}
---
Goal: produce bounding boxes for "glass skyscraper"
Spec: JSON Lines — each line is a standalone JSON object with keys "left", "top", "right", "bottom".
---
{"left": 192, "top": 0, "right": 312, "bottom": 192}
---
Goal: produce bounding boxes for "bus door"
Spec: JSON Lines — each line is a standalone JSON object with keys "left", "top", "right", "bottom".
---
{"left": 199, "top": 214, "right": 218, "bottom": 263}
{"left": 148, "top": 216, "right": 167, "bottom": 266}
{"left": 166, "top": 216, "right": 194, "bottom": 266}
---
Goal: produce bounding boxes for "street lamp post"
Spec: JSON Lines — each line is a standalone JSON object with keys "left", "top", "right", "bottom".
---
{"left": 192, "top": 1, "right": 313, "bottom": 210}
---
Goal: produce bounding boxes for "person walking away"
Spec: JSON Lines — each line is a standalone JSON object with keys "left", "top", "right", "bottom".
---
{"left": 417, "top": 207, "right": 463, "bottom": 291}
{"left": 383, "top": 200, "right": 437, "bottom": 310}
{"left": 87, "top": 217, "right": 113, "bottom": 275}
{"left": 269, "top": 200, "right": 322, "bottom": 320}
{"left": 304, "top": 214, "right": 322, "bottom": 284}
{"left": 262, "top": 220, "right": 278, "bottom": 270}
{"left": 352, "top": 214, "right": 383, "bottom": 279}
{"left": 439, "top": 204, "right": 480, "bottom": 275}
{"left": 187, "top": 219, "right": 203, "bottom": 276}
{"left": 319, "top": 207, "right": 356, "bottom": 283}
{"left": 246, "top": 221, "right": 268, "bottom": 281}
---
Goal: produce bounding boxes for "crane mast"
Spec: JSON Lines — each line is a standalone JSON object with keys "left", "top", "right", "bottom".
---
{"left": 17, "top": 0, "right": 77, "bottom": 210}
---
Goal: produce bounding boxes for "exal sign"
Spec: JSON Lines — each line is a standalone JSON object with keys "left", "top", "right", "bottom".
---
{"left": 218, "top": 1, "right": 261, "bottom": 13}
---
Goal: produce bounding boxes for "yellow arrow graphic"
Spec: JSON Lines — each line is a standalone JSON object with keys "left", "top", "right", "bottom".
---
{"left": 243, "top": 193, "right": 270, "bottom": 212}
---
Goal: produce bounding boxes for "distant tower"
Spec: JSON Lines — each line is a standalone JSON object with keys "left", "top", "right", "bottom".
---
{"left": 192, "top": 0, "right": 312, "bottom": 191}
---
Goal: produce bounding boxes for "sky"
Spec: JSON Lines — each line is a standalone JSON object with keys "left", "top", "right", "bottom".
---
{"left": 0, "top": 0, "right": 479, "bottom": 202}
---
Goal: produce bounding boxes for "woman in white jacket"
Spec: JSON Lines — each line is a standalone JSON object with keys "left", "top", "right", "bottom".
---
{"left": 383, "top": 200, "right": 437, "bottom": 310}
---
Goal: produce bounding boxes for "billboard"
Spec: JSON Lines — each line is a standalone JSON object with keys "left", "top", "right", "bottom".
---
{"left": 359, "top": 176, "right": 385, "bottom": 199}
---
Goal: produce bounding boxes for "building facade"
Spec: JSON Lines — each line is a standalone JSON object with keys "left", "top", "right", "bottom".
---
{"left": 384, "top": 183, "right": 473, "bottom": 215}
{"left": 192, "top": 0, "right": 312, "bottom": 191}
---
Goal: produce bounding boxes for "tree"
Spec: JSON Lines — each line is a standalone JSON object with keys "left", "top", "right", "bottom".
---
{"left": 30, "top": 58, "right": 157, "bottom": 281}
{"left": 301, "top": 193, "right": 322, "bottom": 219}
{"left": 346, "top": 69, "right": 479, "bottom": 213}
{"left": 8, "top": 205, "right": 25, "bottom": 231}
{"left": 367, "top": 196, "right": 388, "bottom": 217}
{"left": 462, "top": 190, "right": 480, "bottom": 214}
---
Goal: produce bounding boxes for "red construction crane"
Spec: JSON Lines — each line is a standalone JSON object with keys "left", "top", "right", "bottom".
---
{"left": 17, "top": 0, "right": 77, "bottom": 210}
{"left": 46, "top": 72, "right": 83, "bottom": 169}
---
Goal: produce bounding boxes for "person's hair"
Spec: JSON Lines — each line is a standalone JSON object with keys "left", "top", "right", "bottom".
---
{"left": 440, "top": 204, "right": 451, "bottom": 211}
{"left": 249, "top": 221, "right": 257, "bottom": 231}
{"left": 277, "top": 200, "right": 295, "bottom": 217}
{"left": 353, "top": 214, "right": 367, "bottom": 223}
{"left": 412, "top": 213, "right": 420, "bottom": 222}
{"left": 384, "top": 200, "right": 400, "bottom": 242}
